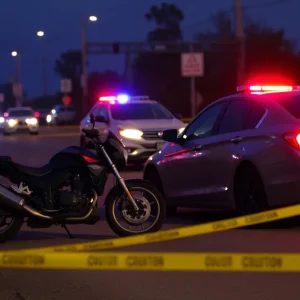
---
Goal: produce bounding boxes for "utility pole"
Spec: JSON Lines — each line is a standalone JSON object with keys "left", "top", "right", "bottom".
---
{"left": 235, "top": 0, "right": 245, "bottom": 85}
{"left": 42, "top": 57, "right": 47, "bottom": 97}
{"left": 81, "top": 17, "right": 88, "bottom": 116}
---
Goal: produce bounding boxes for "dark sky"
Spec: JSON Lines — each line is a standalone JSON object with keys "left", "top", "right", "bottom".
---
{"left": 0, "top": 0, "right": 298, "bottom": 98}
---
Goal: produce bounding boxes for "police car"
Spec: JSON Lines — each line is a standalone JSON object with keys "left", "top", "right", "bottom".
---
{"left": 79, "top": 95, "right": 186, "bottom": 164}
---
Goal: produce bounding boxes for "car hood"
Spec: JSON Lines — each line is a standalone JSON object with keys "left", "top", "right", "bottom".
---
{"left": 116, "top": 119, "right": 185, "bottom": 130}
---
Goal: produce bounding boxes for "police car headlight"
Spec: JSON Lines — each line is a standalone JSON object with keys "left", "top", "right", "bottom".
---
{"left": 7, "top": 119, "right": 18, "bottom": 127}
{"left": 119, "top": 129, "right": 143, "bottom": 140}
{"left": 25, "top": 118, "right": 38, "bottom": 125}
{"left": 0, "top": 117, "right": 4, "bottom": 123}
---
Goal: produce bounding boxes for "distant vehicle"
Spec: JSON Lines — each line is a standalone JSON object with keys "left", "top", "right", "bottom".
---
{"left": 35, "top": 108, "right": 50, "bottom": 125}
{"left": 2, "top": 107, "right": 39, "bottom": 135}
{"left": 79, "top": 94, "right": 186, "bottom": 165}
{"left": 46, "top": 105, "right": 76, "bottom": 125}
{"left": 144, "top": 84, "right": 300, "bottom": 216}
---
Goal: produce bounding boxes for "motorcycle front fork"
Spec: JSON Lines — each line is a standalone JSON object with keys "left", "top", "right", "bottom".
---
{"left": 100, "top": 146, "right": 139, "bottom": 211}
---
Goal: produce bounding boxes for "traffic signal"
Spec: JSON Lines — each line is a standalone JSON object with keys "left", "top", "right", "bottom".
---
{"left": 113, "top": 43, "right": 120, "bottom": 54}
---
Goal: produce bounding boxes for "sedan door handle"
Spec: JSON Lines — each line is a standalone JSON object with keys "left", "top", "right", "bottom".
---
{"left": 230, "top": 136, "right": 243, "bottom": 144}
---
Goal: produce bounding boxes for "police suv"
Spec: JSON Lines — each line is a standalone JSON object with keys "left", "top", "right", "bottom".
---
{"left": 79, "top": 95, "right": 186, "bottom": 165}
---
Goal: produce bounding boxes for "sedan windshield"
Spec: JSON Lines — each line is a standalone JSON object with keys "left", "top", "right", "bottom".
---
{"left": 8, "top": 110, "right": 34, "bottom": 117}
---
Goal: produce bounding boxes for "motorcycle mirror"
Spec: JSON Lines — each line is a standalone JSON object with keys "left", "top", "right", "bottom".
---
{"left": 90, "top": 114, "right": 95, "bottom": 129}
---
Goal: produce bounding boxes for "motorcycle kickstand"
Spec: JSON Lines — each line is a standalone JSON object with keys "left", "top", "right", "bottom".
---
{"left": 61, "top": 224, "right": 74, "bottom": 239}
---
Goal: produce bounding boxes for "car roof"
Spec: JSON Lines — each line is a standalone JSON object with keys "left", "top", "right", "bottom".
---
{"left": 8, "top": 107, "right": 33, "bottom": 111}
{"left": 213, "top": 90, "right": 300, "bottom": 108}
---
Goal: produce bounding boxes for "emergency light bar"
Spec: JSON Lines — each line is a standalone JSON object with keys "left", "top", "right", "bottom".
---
{"left": 237, "top": 85, "right": 300, "bottom": 93}
{"left": 99, "top": 94, "right": 149, "bottom": 103}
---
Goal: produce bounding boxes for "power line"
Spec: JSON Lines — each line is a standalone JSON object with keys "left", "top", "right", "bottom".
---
{"left": 183, "top": 0, "right": 294, "bottom": 31}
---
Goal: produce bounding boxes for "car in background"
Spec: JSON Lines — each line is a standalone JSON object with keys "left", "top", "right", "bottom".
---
{"left": 1, "top": 107, "right": 39, "bottom": 135}
{"left": 46, "top": 104, "right": 76, "bottom": 125}
{"left": 35, "top": 108, "right": 50, "bottom": 125}
{"left": 144, "top": 84, "right": 300, "bottom": 216}
{"left": 80, "top": 94, "right": 186, "bottom": 165}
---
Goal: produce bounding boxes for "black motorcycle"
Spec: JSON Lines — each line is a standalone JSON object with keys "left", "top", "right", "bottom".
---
{"left": 0, "top": 114, "right": 166, "bottom": 243}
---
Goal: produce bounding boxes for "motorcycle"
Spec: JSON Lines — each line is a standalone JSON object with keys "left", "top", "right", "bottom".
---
{"left": 0, "top": 114, "right": 166, "bottom": 243}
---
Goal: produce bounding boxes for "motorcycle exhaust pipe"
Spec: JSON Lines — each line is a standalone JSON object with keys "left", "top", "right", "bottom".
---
{"left": 0, "top": 184, "right": 98, "bottom": 222}
{"left": 0, "top": 184, "right": 53, "bottom": 220}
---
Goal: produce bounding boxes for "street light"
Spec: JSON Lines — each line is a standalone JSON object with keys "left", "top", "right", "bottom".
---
{"left": 89, "top": 16, "right": 97, "bottom": 22}
{"left": 37, "top": 31, "right": 44, "bottom": 37}
{"left": 81, "top": 15, "right": 98, "bottom": 116}
{"left": 11, "top": 51, "right": 18, "bottom": 57}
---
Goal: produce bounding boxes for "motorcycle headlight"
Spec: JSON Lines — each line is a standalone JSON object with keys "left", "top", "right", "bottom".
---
{"left": 123, "top": 147, "right": 128, "bottom": 164}
{"left": 119, "top": 129, "right": 143, "bottom": 140}
{"left": 178, "top": 127, "right": 185, "bottom": 135}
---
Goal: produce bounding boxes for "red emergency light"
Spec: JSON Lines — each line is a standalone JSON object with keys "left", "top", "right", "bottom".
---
{"left": 237, "top": 85, "right": 300, "bottom": 94}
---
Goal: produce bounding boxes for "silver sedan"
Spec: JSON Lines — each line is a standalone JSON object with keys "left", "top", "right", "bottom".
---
{"left": 143, "top": 85, "right": 300, "bottom": 216}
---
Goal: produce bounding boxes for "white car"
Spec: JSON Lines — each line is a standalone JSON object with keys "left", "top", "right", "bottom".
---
{"left": 1, "top": 107, "right": 39, "bottom": 135}
{"left": 79, "top": 95, "right": 186, "bottom": 165}
{"left": 46, "top": 105, "right": 76, "bottom": 125}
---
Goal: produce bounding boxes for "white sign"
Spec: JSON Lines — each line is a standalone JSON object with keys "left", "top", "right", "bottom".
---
{"left": 12, "top": 83, "right": 23, "bottom": 97}
{"left": 181, "top": 53, "right": 204, "bottom": 77}
{"left": 0, "top": 93, "right": 4, "bottom": 103}
{"left": 60, "top": 79, "right": 72, "bottom": 93}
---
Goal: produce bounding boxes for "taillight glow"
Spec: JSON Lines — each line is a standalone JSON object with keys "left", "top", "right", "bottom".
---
{"left": 34, "top": 111, "right": 40, "bottom": 117}
{"left": 284, "top": 133, "right": 300, "bottom": 149}
{"left": 3, "top": 112, "right": 8, "bottom": 117}
{"left": 82, "top": 155, "right": 99, "bottom": 163}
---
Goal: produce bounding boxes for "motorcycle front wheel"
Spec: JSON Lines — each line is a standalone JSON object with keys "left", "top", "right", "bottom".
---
{"left": 105, "top": 179, "right": 166, "bottom": 237}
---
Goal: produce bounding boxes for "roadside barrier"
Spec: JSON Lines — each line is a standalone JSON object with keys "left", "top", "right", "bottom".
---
{"left": 12, "top": 204, "right": 300, "bottom": 254}
{"left": 1, "top": 251, "right": 300, "bottom": 272}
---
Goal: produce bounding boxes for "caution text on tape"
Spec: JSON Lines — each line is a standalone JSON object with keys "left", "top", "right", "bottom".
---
{"left": 0, "top": 251, "right": 299, "bottom": 272}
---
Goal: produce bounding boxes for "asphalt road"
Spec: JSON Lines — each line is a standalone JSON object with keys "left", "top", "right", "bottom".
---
{"left": 0, "top": 127, "right": 300, "bottom": 300}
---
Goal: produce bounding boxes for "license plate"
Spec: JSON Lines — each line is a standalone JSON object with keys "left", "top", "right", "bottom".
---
{"left": 157, "top": 142, "right": 165, "bottom": 150}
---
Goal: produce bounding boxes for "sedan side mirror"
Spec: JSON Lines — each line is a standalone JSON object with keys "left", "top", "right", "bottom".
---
{"left": 94, "top": 115, "right": 109, "bottom": 124}
{"left": 162, "top": 129, "right": 179, "bottom": 142}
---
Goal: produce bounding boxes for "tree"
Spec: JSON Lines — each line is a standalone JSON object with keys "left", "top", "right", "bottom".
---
{"left": 132, "top": 3, "right": 191, "bottom": 116}
{"left": 145, "top": 3, "right": 184, "bottom": 41}
{"left": 54, "top": 50, "right": 82, "bottom": 82}
{"left": 193, "top": 11, "right": 299, "bottom": 109}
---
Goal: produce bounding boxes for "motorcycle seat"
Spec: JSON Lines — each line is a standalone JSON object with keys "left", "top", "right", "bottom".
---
{"left": 0, "top": 156, "right": 12, "bottom": 162}
{"left": 13, "top": 163, "right": 52, "bottom": 177}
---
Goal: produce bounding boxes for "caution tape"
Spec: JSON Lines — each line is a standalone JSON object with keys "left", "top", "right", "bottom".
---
{"left": 13, "top": 204, "right": 300, "bottom": 254}
{"left": 0, "top": 251, "right": 300, "bottom": 272}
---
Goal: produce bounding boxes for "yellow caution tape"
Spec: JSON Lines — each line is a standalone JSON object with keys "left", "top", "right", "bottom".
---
{"left": 14, "top": 204, "right": 300, "bottom": 254}
{"left": 0, "top": 251, "right": 300, "bottom": 272}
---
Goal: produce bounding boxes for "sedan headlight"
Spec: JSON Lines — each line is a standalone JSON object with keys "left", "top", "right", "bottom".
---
{"left": 46, "top": 115, "right": 52, "bottom": 123}
{"left": 119, "top": 129, "right": 143, "bottom": 140}
{"left": 7, "top": 119, "right": 17, "bottom": 127}
{"left": 25, "top": 118, "right": 38, "bottom": 125}
{"left": 0, "top": 117, "right": 4, "bottom": 123}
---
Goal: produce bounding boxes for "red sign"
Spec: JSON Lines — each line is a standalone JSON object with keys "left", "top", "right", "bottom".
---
{"left": 62, "top": 95, "right": 72, "bottom": 105}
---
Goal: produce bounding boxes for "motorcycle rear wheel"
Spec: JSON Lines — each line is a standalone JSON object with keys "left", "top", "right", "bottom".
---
{"left": 0, "top": 213, "right": 23, "bottom": 243}
{"left": 105, "top": 180, "right": 166, "bottom": 237}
